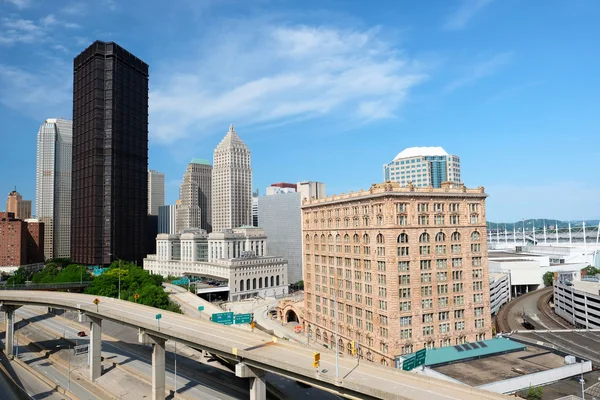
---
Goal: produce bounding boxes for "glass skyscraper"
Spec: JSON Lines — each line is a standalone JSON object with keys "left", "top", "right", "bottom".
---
{"left": 35, "top": 118, "right": 73, "bottom": 260}
{"left": 71, "top": 41, "right": 149, "bottom": 265}
{"left": 383, "top": 147, "right": 461, "bottom": 188}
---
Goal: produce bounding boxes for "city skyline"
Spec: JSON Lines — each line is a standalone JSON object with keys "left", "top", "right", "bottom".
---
{"left": 0, "top": 0, "right": 598, "bottom": 222}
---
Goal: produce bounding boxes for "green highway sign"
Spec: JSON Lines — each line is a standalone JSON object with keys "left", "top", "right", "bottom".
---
{"left": 198, "top": 306, "right": 205, "bottom": 311}
{"left": 402, "top": 356, "right": 415, "bottom": 371}
{"left": 155, "top": 313, "right": 162, "bottom": 320}
{"left": 415, "top": 348, "right": 427, "bottom": 367}
{"left": 211, "top": 312, "right": 234, "bottom": 325}
{"left": 234, "top": 313, "right": 253, "bottom": 324}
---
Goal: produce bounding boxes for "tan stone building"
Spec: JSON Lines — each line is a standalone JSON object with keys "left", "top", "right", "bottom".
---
{"left": 301, "top": 181, "right": 492, "bottom": 367}
{"left": 6, "top": 189, "right": 31, "bottom": 220}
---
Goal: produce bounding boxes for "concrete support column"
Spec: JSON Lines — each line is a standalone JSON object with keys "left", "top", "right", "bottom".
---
{"left": 89, "top": 316, "right": 102, "bottom": 381}
{"left": 4, "top": 308, "right": 15, "bottom": 357}
{"left": 236, "top": 363, "right": 266, "bottom": 400}
{"left": 150, "top": 335, "right": 166, "bottom": 400}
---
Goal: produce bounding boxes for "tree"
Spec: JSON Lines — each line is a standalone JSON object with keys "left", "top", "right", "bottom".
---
{"left": 543, "top": 271, "right": 555, "bottom": 287}
{"left": 297, "top": 280, "right": 304, "bottom": 290}
{"left": 583, "top": 265, "right": 600, "bottom": 276}
{"left": 525, "top": 385, "right": 543, "bottom": 400}
{"left": 6, "top": 267, "right": 32, "bottom": 285}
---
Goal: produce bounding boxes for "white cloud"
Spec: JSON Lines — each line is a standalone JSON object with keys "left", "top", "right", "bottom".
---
{"left": 61, "top": 2, "right": 88, "bottom": 16}
{"left": 41, "top": 14, "right": 58, "bottom": 27}
{"left": 0, "top": 17, "right": 44, "bottom": 45}
{"left": 150, "top": 24, "right": 427, "bottom": 143}
{"left": 443, "top": 0, "right": 494, "bottom": 31}
{"left": 444, "top": 52, "right": 513, "bottom": 92}
{"left": 4, "top": 0, "right": 30, "bottom": 9}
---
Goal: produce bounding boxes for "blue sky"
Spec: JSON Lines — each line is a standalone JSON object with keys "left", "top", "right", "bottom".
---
{"left": 0, "top": 0, "right": 598, "bottom": 222}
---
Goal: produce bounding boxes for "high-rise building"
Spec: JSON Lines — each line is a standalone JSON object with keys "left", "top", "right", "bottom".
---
{"left": 252, "top": 196, "right": 259, "bottom": 227}
{"left": 158, "top": 205, "right": 178, "bottom": 234}
{"left": 35, "top": 118, "right": 73, "bottom": 260}
{"left": 297, "top": 181, "right": 326, "bottom": 201}
{"left": 302, "top": 181, "right": 491, "bottom": 367}
{"left": 177, "top": 159, "right": 212, "bottom": 233}
{"left": 6, "top": 189, "right": 32, "bottom": 220}
{"left": 211, "top": 125, "right": 252, "bottom": 232}
{"left": 0, "top": 212, "right": 44, "bottom": 269}
{"left": 71, "top": 41, "right": 149, "bottom": 265}
{"left": 266, "top": 183, "right": 297, "bottom": 196}
{"left": 258, "top": 191, "right": 303, "bottom": 283}
{"left": 148, "top": 170, "right": 165, "bottom": 216}
{"left": 383, "top": 147, "right": 461, "bottom": 188}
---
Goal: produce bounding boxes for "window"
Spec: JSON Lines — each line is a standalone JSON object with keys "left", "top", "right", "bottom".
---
{"left": 397, "top": 233, "right": 409, "bottom": 243}
{"left": 419, "top": 245, "right": 431, "bottom": 255}
{"left": 439, "top": 297, "right": 449, "bottom": 307}
{"left": 438, "top": 311, "right": 449, "bottom": 321}
{"left": 419, "top": 232, "right": 430, "bottom": 243}
{"left": 396, "top": 203, "right": 408, "bottom": 213}
{"left": 377, "top": 261, "right": 386, "bottom": 271}
{"left": 418, "top": 215, "right": 429, "bottom": 225}
{"left": 435, "top": 232, "right": 446, "bottom": 242}
{"left": 470, "top": 214, "right": 479, "bottom": 224}
{"left": 437, "top": 284, "right": 448, "bottom": 294}
{"left": 453, "top": 295, "right": 464, "bottom": 305}
{"left": 434, "top": 215, "right": 445, "bottom": 225}
{"left": 450, "top": 215, "right": 460, "bottom": 224}
{"left": 474, "top": 293, "right": 484, "bottom": 303}
{"left": 451, "top": 231, "right": 461, "bottom": 241}
{"left": 469, "top": 203, "right": 479, "bottom": 212}
{"left": 435, "top": 245, "right": 446, "bottom": 255}
{"left": 378, "top": 300, "right": 387, "bottom": 310}
{"left": 471, "top": 231, "right": 481, "bottom": 241}
{"left": 452, "top": 258, "right": 463, "bottom": 268}
{"left": 452, "top": 270, "right": 463, "bottom": 280}
{"left": 400, "top": 329, "right": 412, "bottom": 339}
{"left": 437, "top": 271, "right": 448, "bottom": 281}
{"left": 449, "top": 203, "right": 459, "bottom": 212}
{"left": 363, "top": 234, "right": 370, "bottom": 244}
{"left": 475, "top": 318, "right": 485, "bottom": 329}
{"left": 398, "top": 261, "right": 410, "bottom": 272}
{"left": 400, "top": 316, "right": 412, "bottom": 326}
{"left": 399, "top": 301, "right": 411, "bottom": 312}
{"left": 439, "top": 323, "right": 450, "bottom": 334}
{"left": 422, "top": 313, "right": 434, "bottom": 323}
{"left": 473, "top": 257, "right": 482, "bottom": 266}
{"left": 422, "top": 298, "right": 433, "bottom": 309}
{"left": 474, "top": 307, "right": 484, "bottom": 317}
{"left": 433, "top": 203, "right": 444, "bottom": 212}
{"left": 473, "top": 281, "right": 483, "bottom": 291}
{"left": 396, "top": 215, "right": 408, "bottom": 225}
{"left": 454, "top": 309, "right": 465, "bottom": 319}
{"left": 452, "top": 283, "right": 463, "bottom": 293}
{"left": 421, "top": 286, "right": 433, "bottom": 296}
{"left": 436, "top": 259, "right": 447, "bottom": 269}
{"left": 398, "top": 246, "right": 409, "bottom": 256}
{"left": 472, "top": 269, "right": 482, "bottom": 279}
{"left": 420, "top": 260, "right": 432, "bottom": 270}
{"left": 417, "top": 203, "right": 429, "bottom": 212}
{"left": 421, "top": 273, "right": 432, "bottom": 283}
{"left": 422, "top": 326, "right": 434, "bottom": 336}
{"left": 451, "top": 244, "right": 461, "bottom": 254}
{"left": 454, "top": 321, "right": 465, "bottom": 331}
{"left": 399, "top": 288, "right": 411, "bottom": 298}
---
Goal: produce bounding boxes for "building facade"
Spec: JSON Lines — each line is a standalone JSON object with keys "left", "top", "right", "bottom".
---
{"left": 554, "top": 276, "right": 600, "bottom": 329}
{"left": 297, "top": 181, "right": 326, "bottom": 201}
{"left": 211, "top": 125, "right": 252, "bottom": 232}
{"left": 489, "top": 272, "right": 511, "bottom": 315}
{"left": 158, "top": 205, "right": 177, "bottom": 234}
{"left": 148, "top": 170, "right": 165, "bottom": 216}
{"left": 383, "top": 147, "right": 461, "bottom": 188}
{"left": 177, "top": 159, "right": 212, "bottom": 233}
{"left": 302, "top": 182, "right": 491, "bottom": 366}
{"left": 144, "top": 227, "right": 288, "bottom": 301}
{"left": 6, "top": 189, "right": 32, "bottom": 220}
{"left": 35, "top": 118, "right": 73, "bottom": 260}
{"left": 71, "top": 41, "right": 149, "bottom": 265}
{"left": 0, "top": 212, "right": 44, "bottom": 270}
{"left": 258, "top": 192, "right": 303, "bottom": 283}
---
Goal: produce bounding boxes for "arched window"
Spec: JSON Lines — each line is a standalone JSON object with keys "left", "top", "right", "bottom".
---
{"left": 376, "top": 234, "right": 385, "bottom": 244}
{"left": 253, "top": 278, "right": 256, "bottom": 289}
{"left": 305, "top": 234, "right": 310, "bottom": 242}
{"left": 240, "top": 280, "right": 244, "bottom": 291}
{"left": 344, "top": 234, "right": 350, "bottom": 243}
{"left": 264, "top": 277, "right": 269, "bottom": 288}
{"left": 336, "top": 234, "right": 341, "bottom": 243}
{"left": 397, "top": 233, "right": 409, "bottom": 243}
{"left": 314, "top": 234, "right": 319, "bottom": 243}
{"left": 321, "top": 234, "right": 326, "bottom": 243}
{"left": 316, "top": 329, "right": 322, "bottom": 341}
{"left": 363, "top": 234, "right": 370, "bottom": 244}
{"left": 246, "top": 279, "right": 250, "bottom": 290}
{"left": 435, "top": 232, "right": 446, "bottom": 242}
{"left": 419, "top": 232, "right": 430, "bottom": 243}
{"left": 339, "top": 338, "right": 344, "bottom": 350}
{"left": 259, "top": 277, "right": 263, "bottom": 289}
{"left": 347, "top": 342, "right": 353, "bottom": 355}
{"left": 367, "top": 351, "right": 373, "bottom": 362}
{"left": 328, "top": 234, "right": 333, "bottom": 243}
{"left": 270, "top": 276, "right": 274, "bottom": 287}
{"left": 276, "top": 275, "right": 280, "bottom": 286}
{"left": 471, "top": 231, "right": 480, "bottom": 241}
{"left": 353, "top": 234, "right": 360, "bottom": 243}
{"left": 451, "top": 231, "right": 461, "bottom": 241}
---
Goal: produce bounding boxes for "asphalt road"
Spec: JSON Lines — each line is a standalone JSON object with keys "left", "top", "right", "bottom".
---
{"left": 0, "top": 369, "right": 22, "bottom": 400}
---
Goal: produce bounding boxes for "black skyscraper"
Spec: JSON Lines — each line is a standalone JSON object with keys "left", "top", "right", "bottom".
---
{"left": 71, "top": 41, "right": 149, "bottom": 265}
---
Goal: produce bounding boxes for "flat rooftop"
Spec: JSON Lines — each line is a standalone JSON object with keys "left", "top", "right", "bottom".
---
{"left": 488, "top": 251, "right": 529, "bottom": 258}
{"left": 433, "top": 345, "right": 564, "bottom": 386}
{"left": 571, "top": 280, "right": 600, "bottom": 295}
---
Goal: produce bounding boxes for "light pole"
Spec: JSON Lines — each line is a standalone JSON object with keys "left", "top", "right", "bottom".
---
{"left": 334, "top": 289, "right": 339, "bottom": 381}
{"left": 174, "top": 342, "right": 178, "bottom": 398}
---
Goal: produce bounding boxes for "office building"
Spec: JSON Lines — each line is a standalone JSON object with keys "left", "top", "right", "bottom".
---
{"left": 0, "top": 212, "right": 44, "bottom": 271}
{"left": 148, "top": 170, "right": 165, "bottom": 216}
{"left": 177, "top": 159, "right": 212, "bottom": 233}
{"left": 35, "top": 118, "right": 73, "bottom": 260}
{"left": 266, "top": 182, "right": 297, "bottom": 196}
{"left": 383, "top": 147, "right": 461, "bottom": 188}
{"left": 297, "top": 181, "right": 326, "bottom": 201}
{"left": 554, "top": 274, "right": 600, "bottom": 329}
{"left": 252, "top": 195, "right": 259, "bottom": 227}
{"left": 6, "top": 189, "right": 31, "bottom": 220}
{"left": 302, "top": 181, "right": 491, "bottom": 366}
{"left": 144, "top": 227, "right": 288, "bottom": 301}
{"left": 158, "top": 205, "right": 178, "bottom": 234}
{"left": 212, "top": 125, "right": 252, "bottom": 232}
{"left": 258, "top": 191, "right": 303, "bottom": 283}
{"left": 71, "top": 41, "right": 149, "bottom": 265}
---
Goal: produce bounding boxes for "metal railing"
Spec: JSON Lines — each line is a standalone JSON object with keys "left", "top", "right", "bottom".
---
{"left": 0, "top": 281, "right": 90, "bottom": 290}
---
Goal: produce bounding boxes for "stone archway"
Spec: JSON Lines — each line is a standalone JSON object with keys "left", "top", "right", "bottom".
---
{"left": 285, "top": 309, "right": 299, "bottom": 323}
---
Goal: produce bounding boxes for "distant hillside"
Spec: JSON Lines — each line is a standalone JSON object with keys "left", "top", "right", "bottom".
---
{"left": 487, "top": 219, "right": 600, "bottom": 230}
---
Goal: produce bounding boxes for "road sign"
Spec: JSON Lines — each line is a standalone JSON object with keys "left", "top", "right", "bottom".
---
{"left": 402, "top": 356, "right": 416, "bottom": 371}
{"left": 74, "top": 344, "right": 89, "bottom": 356}
{"left": 234, "top": 313, "right": 253, "bottom": 324}
{"left": 156, "top": 313, "right": 162, "bottom": 320}
{"left": 172, "top": 278, "right": 189, "bottom": 285}
{"left": 313, "top": 352, "right": 320, "bottom": 368}
{"left": 211, "top": 312, "right": 234, "bottom": 325}
{"left": 198, "top": 306, "right": 204, "bottom": 312}
{"left": 93, "top": 298, "right": 100, "bottom": 305}
{"left": 134, "top": 293, "right": 140, "bottom": 301}
{"left": 415, "top": 348, "right": 427, "bottom": 367}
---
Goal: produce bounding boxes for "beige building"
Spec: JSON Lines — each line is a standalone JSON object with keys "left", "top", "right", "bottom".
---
{"left": 177, "top": 159, "right": 212, "bottom": 233}
{"left": 211, "top": 125, "right": 252, "bottom": 232}
{"left": 302, "top": 181, "right": 492, "bottom": 367}
{"left": 6, "top": 189, "right": 31, "bottom": 220}
{"left": 147, "top": 170, "right": 165, "bottom": 216}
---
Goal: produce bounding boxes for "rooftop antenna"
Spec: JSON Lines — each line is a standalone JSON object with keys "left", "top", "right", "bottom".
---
{"left": 568, "top": 222, "right": 572, "bottom": 245}
{"left": 543, "top": 223, "right": 547, "bottom": 244}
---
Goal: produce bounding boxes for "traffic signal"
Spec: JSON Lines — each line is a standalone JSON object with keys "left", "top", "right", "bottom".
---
{"left": 313, "top": 352, "right": 320, "bottom": 368}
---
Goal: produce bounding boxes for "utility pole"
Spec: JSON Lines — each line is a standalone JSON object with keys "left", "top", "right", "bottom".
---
{"left": 334, "top": 288, "right": 339, "bottom": 381}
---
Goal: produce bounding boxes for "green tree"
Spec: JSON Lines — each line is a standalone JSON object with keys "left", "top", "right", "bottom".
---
{"left": 543, "top": 271, "right": 555, "bottom": 287}
{"left": 583, "top": 265, "right": 600, "bottom": 276}
{"left": 525, "top": 385, "right": 543, "bottom": 400}
{"left": 297, "top": 280, "right": 304, "bottom": 290}
{"left": 6, "top": 267, "right": 32, "bottom": 285}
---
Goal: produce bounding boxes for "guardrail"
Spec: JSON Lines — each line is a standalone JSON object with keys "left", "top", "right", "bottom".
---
{"left": 0, "top": 282, "right": 90, "bottom": 290}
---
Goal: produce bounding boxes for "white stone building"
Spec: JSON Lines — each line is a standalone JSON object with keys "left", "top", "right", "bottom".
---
{"left": 35, "top": 118, "right": 72, "bottom": 259}
{"left": 144, "top": 226, "right": 288, "bottom": 301}
{"left": 177, "top": 159, "right": 212, "bottom": 233}
{"left": 211, "top": 125, "right": 252, "bottom": 232}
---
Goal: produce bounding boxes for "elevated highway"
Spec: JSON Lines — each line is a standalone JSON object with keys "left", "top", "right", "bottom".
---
{"left": 0, "top": 291, "right": 509, "bottom": 400}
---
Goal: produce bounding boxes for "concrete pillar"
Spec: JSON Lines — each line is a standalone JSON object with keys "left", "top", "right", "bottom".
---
{"left": 149, "top": 335, "right": 166, "bottom": 400}
{"left": 89, "top": 316, "right": 102, "bottom": 381}
{"left": 5, "top": 308, "right": 15, "bottom": 357}
{"left": 236, "top": 363, "right": 266, "bottom": 400}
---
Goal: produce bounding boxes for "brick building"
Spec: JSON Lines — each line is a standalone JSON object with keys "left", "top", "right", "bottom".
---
{"left": 301, "top": 182, "right": 492, "bottom": 367}
{"left": 0, "top": 212, "right": 44, "bottom": 268}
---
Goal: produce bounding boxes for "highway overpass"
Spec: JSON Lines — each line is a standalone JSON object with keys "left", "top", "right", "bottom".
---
{"left": 0, "top": 291, "right": 509, "bottom": 400}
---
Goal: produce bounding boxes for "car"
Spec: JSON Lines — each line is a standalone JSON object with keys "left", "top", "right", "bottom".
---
{"left": 77, "top": 331, "right": 87, "bottom": 337}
